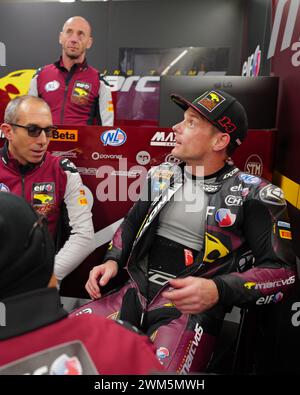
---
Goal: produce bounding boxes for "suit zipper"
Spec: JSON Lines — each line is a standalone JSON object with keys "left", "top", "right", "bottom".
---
{"left": 148, "top": 263, "right": 204, "bottom": 308}
{"left": 21, "top": 173, "right": 25, "bottom": 197}
{"left": 60, "top": 69, "right": 74, "bottom": 124}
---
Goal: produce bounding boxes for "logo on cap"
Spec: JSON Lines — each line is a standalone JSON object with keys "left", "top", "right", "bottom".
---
{"left": 197, "top": 90, "right": 225, "bottom": 112}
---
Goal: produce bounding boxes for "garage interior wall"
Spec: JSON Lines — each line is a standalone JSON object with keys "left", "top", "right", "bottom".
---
{"left": 0, "top": 0, "right": 245, "bottom": 74}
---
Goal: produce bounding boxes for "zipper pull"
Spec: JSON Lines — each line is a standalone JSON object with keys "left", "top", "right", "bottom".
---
{"left": 140, "top": 311, "right": 145, "bottom": 328}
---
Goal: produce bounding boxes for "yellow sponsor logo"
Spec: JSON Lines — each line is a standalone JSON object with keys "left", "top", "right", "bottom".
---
{"left": 108, "top": 100, "right": 114, "bottom": 112}
{"left": 50, "top": 129, "right": 78, "bottom": 142}
{"left": 203, "top": 232, "right": 229, "bottom": 263}
{"left": 33, "top": 193, "right": 53, "bottom": 204}
{"left": 74, "top": 86, "right": 88, "bottom": 97}
{"left": 78, "top": 197, "right": 87, "bottom": 206}
{"left": 0, "top": 69, "right": 36, "bottom": 99}
{"left": 244, "top": 282, "right": 256, "bottom": 290}
{"left": 279, "top": 229, "right": 292, "bottom": 240}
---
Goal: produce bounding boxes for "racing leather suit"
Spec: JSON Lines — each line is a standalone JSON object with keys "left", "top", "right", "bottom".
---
{"left": 0, "top": 143, "right": 95, "bottom": 280}
{"left": 73, "top": 162, "right": 296, "bottom": 374}
{"left": 28, "top": 58, "right": 114, "bottom": 126}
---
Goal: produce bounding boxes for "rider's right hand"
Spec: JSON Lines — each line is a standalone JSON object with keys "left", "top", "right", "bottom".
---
{"left": 85, "top": 260, "right": 119, "bottom": 300}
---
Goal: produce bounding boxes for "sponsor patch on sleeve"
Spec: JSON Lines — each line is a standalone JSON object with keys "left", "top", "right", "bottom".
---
{"left": 78, "top": 197, "right": 88, "bottom": 206}
{"left": 279, "top": 229, "right": 292, "bottom": 240}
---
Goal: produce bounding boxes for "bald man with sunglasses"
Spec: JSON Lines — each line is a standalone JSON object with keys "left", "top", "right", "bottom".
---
{"left": 0, "top": 95, "right": 95, "bottom": 281}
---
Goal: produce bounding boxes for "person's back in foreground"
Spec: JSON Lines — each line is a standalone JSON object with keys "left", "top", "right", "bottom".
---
{"left": 83, "top": 89, "right": 297, "bottom": 373}
{"left": 0, "top": 192, "right": 164, "bottom": 375}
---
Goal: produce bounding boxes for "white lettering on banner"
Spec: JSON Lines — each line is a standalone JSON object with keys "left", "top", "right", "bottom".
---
{"left": 291, "top": 41, "right": 300, "bottom": 66}
{"left": 267, "top": 0, "right": 300, "bottom": 59}
{"left": 150, "top": 131, "right": 176, "bottom": 146}
{"left": 291, "top": 302, "right": 300, "bottom": 327}
{"left": 91, "top": 152, "right": 123, "bottom": 160}
{"left": 241, "top": 45, "right": 261, "bottom": 76}
{"left": 0, "top": 42, "right": 6, "bottom": 66}
{"left": 105, "top": 75, "right": 160, "bottom": 92}
{"left": 95, "top": 159, "right": 147, "bottom": 202}
{"left": 244, "top": 154, "right": 263, "bottom": 176}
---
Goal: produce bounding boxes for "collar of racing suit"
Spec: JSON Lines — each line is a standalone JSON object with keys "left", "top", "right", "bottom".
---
{"left": 0, "top": 287, "right": 67, "bottom": 340}
{"left": 176, "top": 161, "right": 239, "bottom": 191}
{"left": 55, "top": 56, "right": 89, "bottom": 73}
{"left": 0, "top": 141, "right": 46, "bottom": 175}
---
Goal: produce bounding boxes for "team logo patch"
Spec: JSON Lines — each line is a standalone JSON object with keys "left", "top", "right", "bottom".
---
{"left": 32, "top": 182, "right": 55, "bottom": 216}
{"left": 197, "top": 90, "right": 225, "bottom": 112}
{"left": 45, "top": 80, "right": 60, "bottom": 92}
{"left": 279, "top": 229, "right": 292, "bottom": 240}
{"left": 184, "top": 249, "right": 194, "bottom": 266}
{"left": 278, "top": 221, "right": 290, "bottom": 228}
{"left": 244, "top": 282, "right": 256, "bottom": 290}
{"left": 0, "top": 183, "right": 9, "bottom": 192}
{"left": 71, "top": 81, "right": 91, "bottom": 105}
{"left": 215, "top": 208, "right": 236, "bottom": 227}
{"left": 203, "top": 232, "right": 229, "bottom": 263}
{"left": 239, "top": 173, "right": 261, "bottom": 185}
{"left": 156, "top": 347, "right": 170, "bottom": 361}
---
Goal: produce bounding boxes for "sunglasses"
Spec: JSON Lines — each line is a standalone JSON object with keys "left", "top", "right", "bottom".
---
{"left": 9, "top": 123, "right": 58, "bottom": 138}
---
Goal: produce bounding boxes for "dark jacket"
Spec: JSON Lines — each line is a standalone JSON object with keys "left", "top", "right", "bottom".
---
{"left": 104, "top": 162, "right": 296, "bottom": 310}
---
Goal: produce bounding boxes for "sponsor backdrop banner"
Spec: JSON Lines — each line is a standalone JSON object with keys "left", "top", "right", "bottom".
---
{"left": 270, "top": 0, "right": 300, "bottom": 183}
{"left": 0, "top": 125, "right": 274, "bottom": 297}
{"left": 267, "top": 0, "right": 300, "bottom": 257}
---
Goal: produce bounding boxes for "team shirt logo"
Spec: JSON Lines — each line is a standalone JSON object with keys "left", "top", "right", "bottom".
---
{"left": 71, "top": 81, "right": 91, "bottom": 105}
{"left": 45, "top": 80, "right": 60, "bottom": 92}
